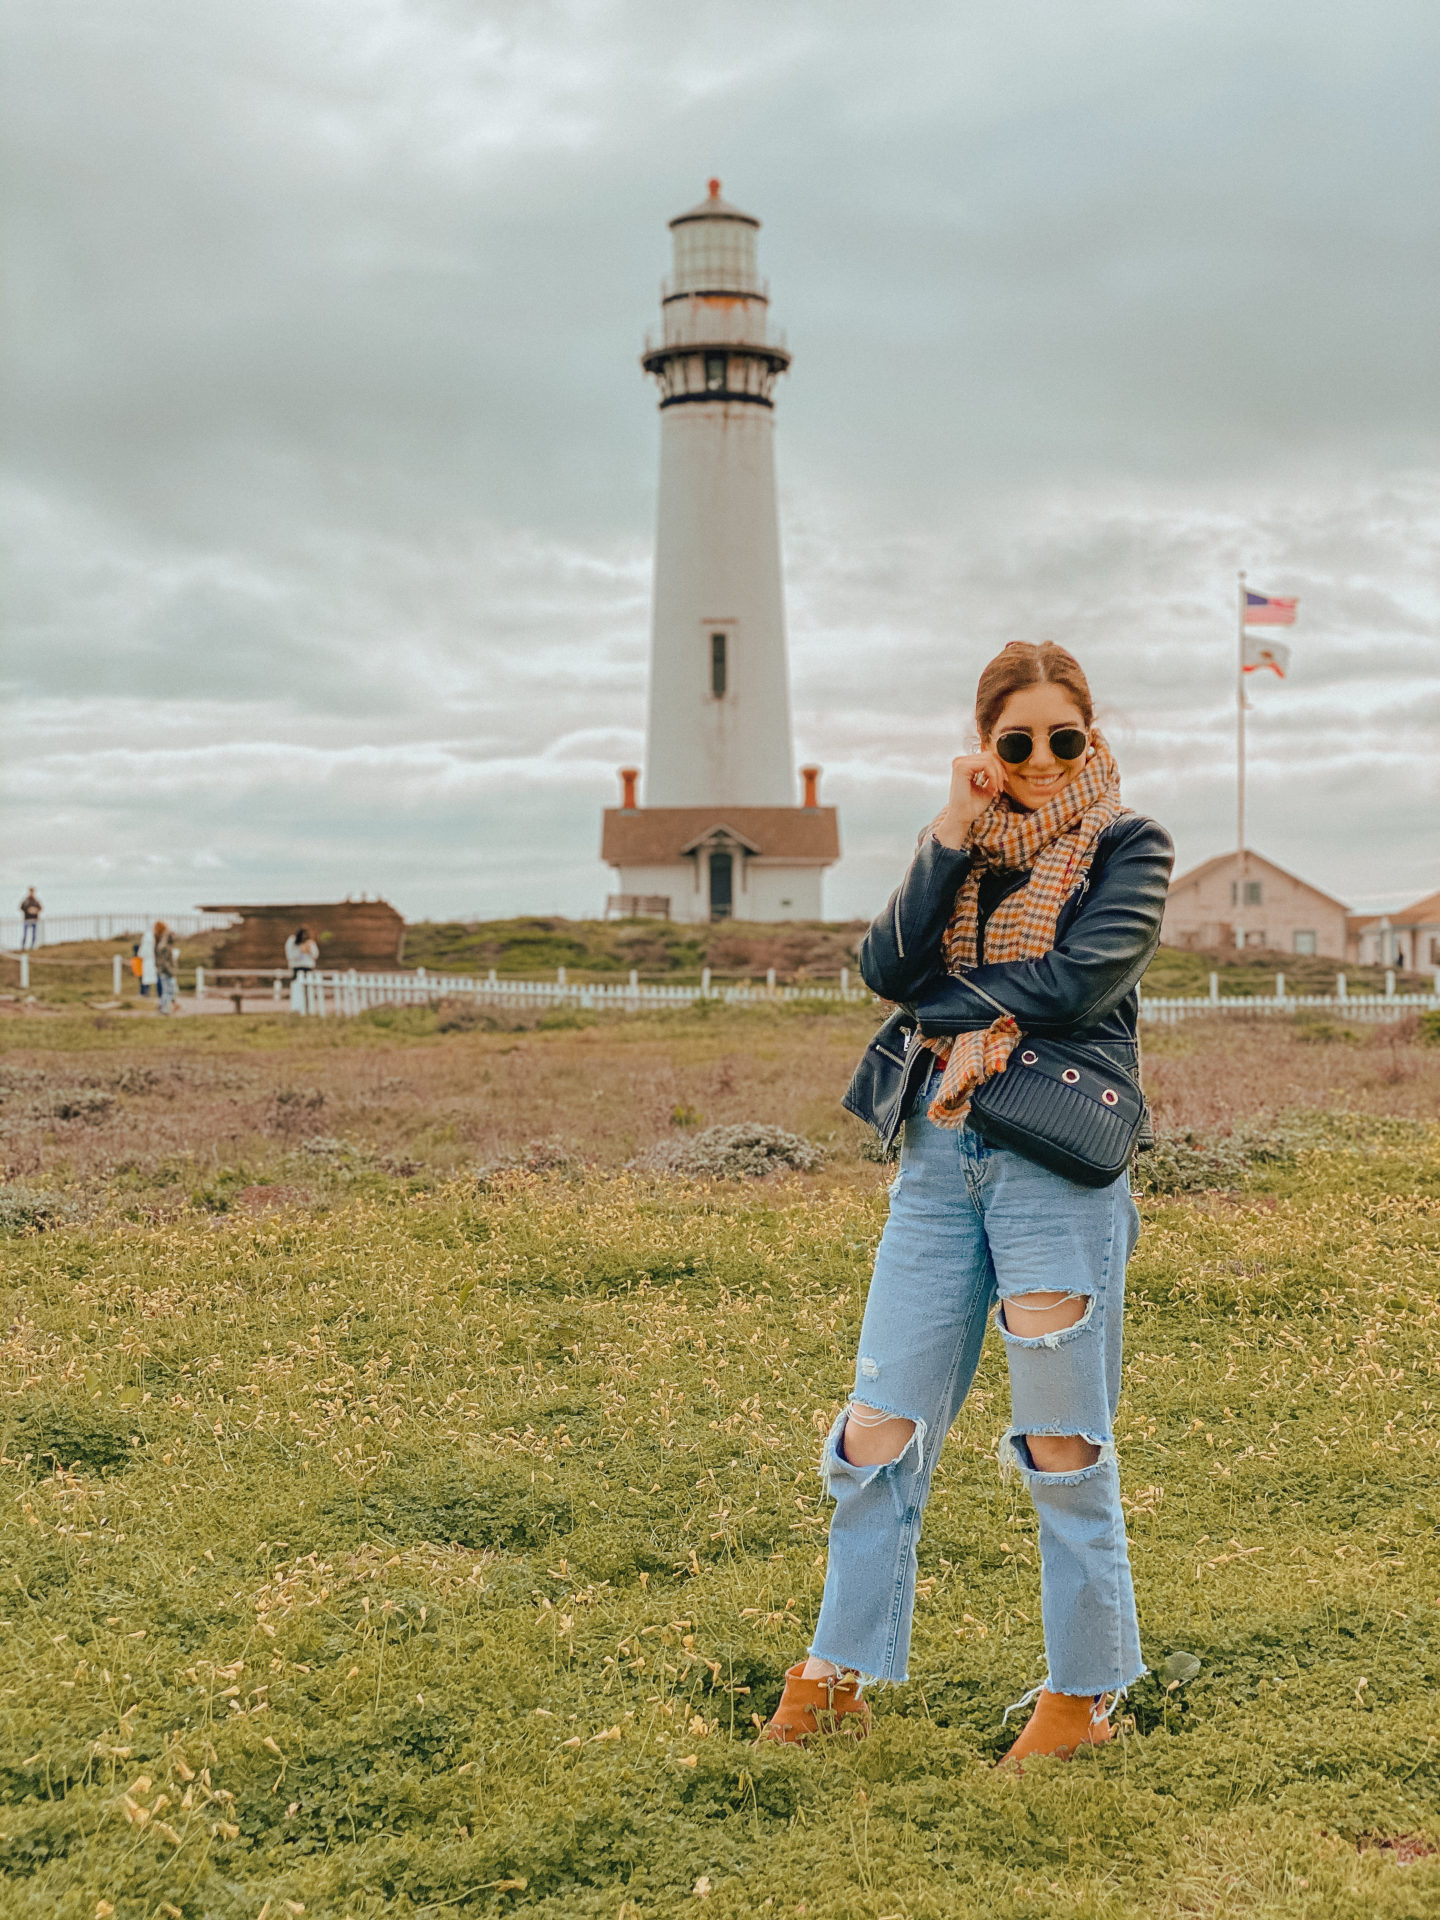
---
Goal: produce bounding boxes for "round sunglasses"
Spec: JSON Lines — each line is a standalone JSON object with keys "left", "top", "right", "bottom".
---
{"left": 994, "top": 725, "right": 1089, "bottom": 767}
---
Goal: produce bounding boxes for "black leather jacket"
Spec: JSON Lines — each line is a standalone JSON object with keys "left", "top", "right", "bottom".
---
{"left": 842, "top": 814, "right": 1175, "bottom": 1149}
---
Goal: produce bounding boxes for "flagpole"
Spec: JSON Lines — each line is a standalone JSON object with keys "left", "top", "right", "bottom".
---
{"left": 1244, "top": 568, "right": 1251, "bottom": 952}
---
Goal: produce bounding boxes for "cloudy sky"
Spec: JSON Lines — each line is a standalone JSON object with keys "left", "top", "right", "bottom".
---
{"left": 4, "top": 0, "right": 1438, "bottom": 923}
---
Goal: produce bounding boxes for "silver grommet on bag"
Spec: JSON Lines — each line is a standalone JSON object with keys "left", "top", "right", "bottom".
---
{"left": 1062, "top": 1068, "right": 1080, "bottom": 1084}
{"left": 1101, "top": 1088, "right": 1118, "bottom": 1105}
{"left": 1020, "top": 1049, "right": 1037, "bottom": 1065}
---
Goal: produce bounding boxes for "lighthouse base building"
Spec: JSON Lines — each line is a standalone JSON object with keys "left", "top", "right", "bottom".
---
{"left": 603, "top": 795, "right": 839, "bottom": 924}
{"left": 603, "top": 180, "right": 838, "bottom": 923}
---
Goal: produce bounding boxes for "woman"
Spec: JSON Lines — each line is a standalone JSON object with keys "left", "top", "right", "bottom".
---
{"left": 285, "top": 926, "right": 319, "bottom": 977}
{"left": 286, "top": 927, "right": 319, "bottom": 1012}
{"left": 154, "top": 922, "right": 179, "bottom": 1016}
{"left": 762, "top": 641, "right": 1173, "bottom": 1765}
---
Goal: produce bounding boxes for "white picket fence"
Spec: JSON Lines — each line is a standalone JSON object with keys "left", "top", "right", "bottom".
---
{"left": 283, "top": 967, "right": 1440, "bottom": 1023}
{"left": 1139, "top": 991, "right": 1439, "bottom": 1026}
{"left": 289, "top": 966, "right": 870, "bottom": 1016}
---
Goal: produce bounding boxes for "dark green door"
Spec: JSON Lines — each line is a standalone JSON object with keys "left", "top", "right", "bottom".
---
{"left": 708, "top": 852, "right": 733, "bottom": 921}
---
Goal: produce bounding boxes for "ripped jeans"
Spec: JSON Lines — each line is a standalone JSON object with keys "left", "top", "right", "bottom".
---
{"left": 810, "top": 1083, "right": 1144, "bottom": 1695}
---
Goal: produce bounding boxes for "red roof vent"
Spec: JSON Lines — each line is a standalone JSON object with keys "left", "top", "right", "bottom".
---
{"left": 708, "top": 177, "right": 721, "bottom": 199}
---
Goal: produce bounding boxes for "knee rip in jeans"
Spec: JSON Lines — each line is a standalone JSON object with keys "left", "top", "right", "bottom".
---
{"left": 998, "top": 1288, "right": 1095, "bottom": 1349}
{"left": 820, "top": 1403, "right": 928, "bottom": 1491}
{"left": 999, "top": 1426, "right": 1114, "bottom": 1481}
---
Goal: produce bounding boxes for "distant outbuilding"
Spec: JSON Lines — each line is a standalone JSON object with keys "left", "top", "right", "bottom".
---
{"left": 201, "top": 900, "right": 405, "bottom": 972}
{"left": 1348, "top": 889, "right": 1440, "bottom": 971}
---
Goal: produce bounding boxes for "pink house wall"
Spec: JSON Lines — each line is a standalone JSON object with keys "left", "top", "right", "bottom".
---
{"left": 1162, "top": 856, "right": 1349, "bottom": 956}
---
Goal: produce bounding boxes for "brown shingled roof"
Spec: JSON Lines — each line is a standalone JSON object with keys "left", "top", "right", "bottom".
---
{"left": 1349, "top": 887, "right": 1440, "bottom": 932}
{"left": 602, "top": 807, "right": 839, "bottom": 865}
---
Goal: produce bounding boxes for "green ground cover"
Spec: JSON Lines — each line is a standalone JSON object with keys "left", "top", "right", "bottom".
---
{"left": 3, "top": 1129, "right": 1439, "bottom": 1917}
{"left": 398, "top": 919, "right": 870, "bottom": 985}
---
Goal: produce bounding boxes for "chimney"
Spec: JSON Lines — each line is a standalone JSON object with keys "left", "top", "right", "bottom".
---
{"left": 800, "top": 765, "right": 821, "bottom": 808}
{"left": 619, "top": 767, "right": 639, "bottom": 810}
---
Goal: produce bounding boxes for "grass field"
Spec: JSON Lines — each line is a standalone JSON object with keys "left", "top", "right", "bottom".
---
{"left": 2, "top": 1005, "right": 1439, "bottom": 1917}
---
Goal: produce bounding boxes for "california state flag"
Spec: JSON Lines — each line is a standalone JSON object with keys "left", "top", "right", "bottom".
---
{"left": 1242, "top": 637, "right": 1291, "bottom": 677}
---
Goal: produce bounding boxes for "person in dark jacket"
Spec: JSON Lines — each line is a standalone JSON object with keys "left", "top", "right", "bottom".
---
{"left": 762, "top": 641, "right": 1174, "bottom": 1765}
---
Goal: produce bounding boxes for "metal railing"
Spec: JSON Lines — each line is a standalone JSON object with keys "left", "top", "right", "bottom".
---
{"left": 0, "top": 911, "right": 237, "bottom": 949}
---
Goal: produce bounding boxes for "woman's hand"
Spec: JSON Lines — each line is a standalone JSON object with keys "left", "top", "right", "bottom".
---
{"left": 932, "top": 751, "right": 1007, "bottom": 849}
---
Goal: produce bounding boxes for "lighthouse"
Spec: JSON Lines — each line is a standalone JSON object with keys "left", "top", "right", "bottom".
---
{"left": 602, "top": 181, "right": 839, "bottom": 924}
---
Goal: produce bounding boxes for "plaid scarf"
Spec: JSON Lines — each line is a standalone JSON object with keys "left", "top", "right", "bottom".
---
{"left": 925, "top": 735, "right": 1127, "bottom": 1127}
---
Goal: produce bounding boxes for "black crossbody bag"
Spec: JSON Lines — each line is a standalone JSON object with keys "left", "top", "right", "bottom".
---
{"left": 955, "top": 980, "right": 1145, "bottom": 1188}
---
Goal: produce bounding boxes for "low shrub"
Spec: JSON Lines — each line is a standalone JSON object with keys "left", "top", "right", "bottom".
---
{"left": 0, "top": 1186, "right": 76, "bottom": 1235}
{"left": 628, "top": 1122, "right": 823, "bottom": 1179}
{"left": 298, "top": 1135, "right": 366, "bottom": 1163}
{"left": 51, "top": 1087, "right": 116, "bottom": 1123}
{"left": 1133, "top": 1120, "right": 1315, "bottom": 1195}
{"left": 475, "top": 1137, "right": 584, "bottom": 1185}
{"left": 535, "top": 1006, "right": 601, "bottom": 1031}
{"left": 1292, "top": 1014, "right": 1365, "bottom": 1045}
{"left": 435, "top": 1002, "right": 506, "bottom": 1033}
{"left": 857, "top": 1128, "right": 899, "bottom": 1163}
{"left": 355, "top": 1004, "right": 440, "bottom": 1036}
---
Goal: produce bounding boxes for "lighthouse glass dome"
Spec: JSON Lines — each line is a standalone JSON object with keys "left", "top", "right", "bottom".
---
{"left": 669, "top": 212, "right": 762, "bottom": 297}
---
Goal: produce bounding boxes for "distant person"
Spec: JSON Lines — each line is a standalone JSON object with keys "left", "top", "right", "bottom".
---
{"left": 286, "top": 925, "right": 319, "bottom": 1011}
{"left": 138, "top": 923, "right": 157, "bottom": 998}
{"left": 285, "top": 926, "right": 319, "bottom": 978}
{"left": 154, "top": 921, "right": 179, "bottom": 1016}
{"left": 762, "top": 641, "right": 1173, "bottom": 1769}
{"left": 18, "top": 889, "right": 41, "bottom": 949}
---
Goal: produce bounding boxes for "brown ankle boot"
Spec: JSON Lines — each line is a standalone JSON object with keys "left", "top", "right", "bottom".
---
{"left": 999, "top": 1688, "right": 1111, "bottom": 1769}
{"left": 760, "top": 1663, "right": 871, "bottom": 1745}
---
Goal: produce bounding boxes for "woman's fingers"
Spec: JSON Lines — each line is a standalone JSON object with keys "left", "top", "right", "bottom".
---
{"left": 935, "top": 750, "right": 1006, "bottom": 848}
{"left": 955, "top": 751, "right": 1004, "bottom": 799}
{"left": 980, "top": 750, "right": 1009, "bottom": 798}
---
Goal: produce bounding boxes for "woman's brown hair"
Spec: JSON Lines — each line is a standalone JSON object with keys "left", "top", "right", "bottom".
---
{"left": 974, "top": 641, "right": 1093, "bottom": 741}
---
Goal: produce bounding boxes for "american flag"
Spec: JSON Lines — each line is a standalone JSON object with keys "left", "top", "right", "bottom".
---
{"left": 1244, "top": 589, "right": 1298, "bottom": 626}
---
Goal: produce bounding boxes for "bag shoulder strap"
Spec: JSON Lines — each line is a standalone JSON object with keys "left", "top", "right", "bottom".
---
{"left": 955, "top": 973, "right": 1012, "bottom": 1022}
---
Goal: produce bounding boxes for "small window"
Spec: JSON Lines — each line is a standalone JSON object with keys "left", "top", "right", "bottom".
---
{"left": 710, "top": 631, "right": 728, "bottom": 697}
{"left": 1293, "top": 930, "right": 1317, "bottom": 955}
{"left": 1244, "top": 880, "right": 1262, "bottom": 906}
{"left": 704, "top": 352, "right": 727, "bottom": 391}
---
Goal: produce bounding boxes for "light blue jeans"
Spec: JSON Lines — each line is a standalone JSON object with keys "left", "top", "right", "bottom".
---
{"left": 812, "top": 1072, "right": 1145, "bottom": 1696}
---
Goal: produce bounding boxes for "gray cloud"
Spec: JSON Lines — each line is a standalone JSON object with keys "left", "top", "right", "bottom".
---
{"left": 3, "top": 0, "right": 1437, "bottom": 920}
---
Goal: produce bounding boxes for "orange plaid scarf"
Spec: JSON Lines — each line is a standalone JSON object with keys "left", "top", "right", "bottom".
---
{"left": 925, "top": 735, "right": 1127, "bottom": 1127}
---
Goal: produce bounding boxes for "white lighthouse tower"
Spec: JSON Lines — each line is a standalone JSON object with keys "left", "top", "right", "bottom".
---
{"left": 602, "top": 181, "right": 839, "bottom": 924}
